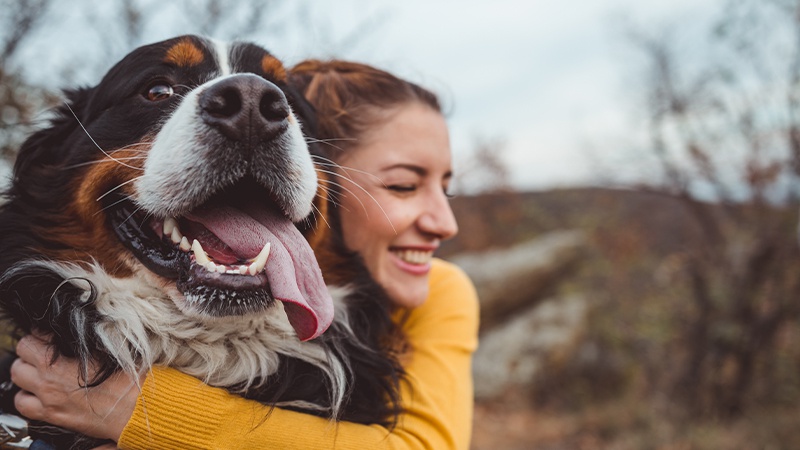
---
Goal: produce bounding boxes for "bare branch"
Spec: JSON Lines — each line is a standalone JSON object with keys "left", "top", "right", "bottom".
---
{"left": 0, "top": 0, "right": 53, "bottom": 63}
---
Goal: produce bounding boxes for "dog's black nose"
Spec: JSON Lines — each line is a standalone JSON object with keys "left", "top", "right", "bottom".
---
{"left": 199, "top": 74, "right": 290, "bottom": 143}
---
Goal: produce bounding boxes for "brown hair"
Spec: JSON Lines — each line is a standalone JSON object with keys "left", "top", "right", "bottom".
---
{"left": 288, "top": 60, "right": 436, "bottom": 426}
{"left": 288, "top": 59, "right": 441, "bottom": 158}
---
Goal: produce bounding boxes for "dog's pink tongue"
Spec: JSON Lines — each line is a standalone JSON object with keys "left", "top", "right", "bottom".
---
{"left": 185, "top": 204, "right": 333, "bottom": 341}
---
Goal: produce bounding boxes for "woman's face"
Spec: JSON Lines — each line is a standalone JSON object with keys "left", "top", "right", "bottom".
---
{"left": 335, "top": 102, "right": 458, "bottom": 309}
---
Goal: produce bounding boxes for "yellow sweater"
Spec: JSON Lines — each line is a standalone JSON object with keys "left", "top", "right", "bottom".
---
{"left": 119, "top": 259, "right": 480, "bottom": 450}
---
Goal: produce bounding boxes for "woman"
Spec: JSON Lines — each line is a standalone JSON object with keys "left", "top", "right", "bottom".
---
{"left": 12, "top": 60, "right": 479, "bottom": 449}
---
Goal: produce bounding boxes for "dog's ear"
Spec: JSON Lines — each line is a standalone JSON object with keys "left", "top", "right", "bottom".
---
{"left": 13, "top": 87, "right": 94, "bottom": 179}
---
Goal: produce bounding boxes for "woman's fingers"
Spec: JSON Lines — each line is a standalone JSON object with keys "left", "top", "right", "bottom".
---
{"left": 13, "top": 389, "right": 46, "bottom": 421}
{"left": 14, "top": 334, "right": 50, "bottom": 368}
{"left": 8, "top": 336, "right": 141, "bottom": 442}
{"left": 9, "top": 357, "right": 41, "bottom": 393}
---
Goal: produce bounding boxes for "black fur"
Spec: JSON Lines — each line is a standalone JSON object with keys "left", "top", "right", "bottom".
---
{"left": 0, "top": 35, "right": 403, "bottom": 448}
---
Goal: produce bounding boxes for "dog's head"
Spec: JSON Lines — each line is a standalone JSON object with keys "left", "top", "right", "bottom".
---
{"left": 6, "top": 35, "right": 333, "bottom": 341}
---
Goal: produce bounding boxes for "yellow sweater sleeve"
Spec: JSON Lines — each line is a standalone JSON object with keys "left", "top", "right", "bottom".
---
{"left": 118, "top": 259, "right": 480, "bottom": 450}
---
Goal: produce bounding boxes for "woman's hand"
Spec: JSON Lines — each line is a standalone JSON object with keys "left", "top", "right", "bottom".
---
{"left": 10, "top": 335, "right": 141, "bottom": 442}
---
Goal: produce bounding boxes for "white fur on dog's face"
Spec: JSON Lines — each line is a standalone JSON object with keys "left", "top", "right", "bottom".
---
{"left": 135, "top": 74, "right": 317, "bottom": 222}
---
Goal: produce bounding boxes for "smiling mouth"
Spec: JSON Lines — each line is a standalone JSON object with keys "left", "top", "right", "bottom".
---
{"left": 390, "top": 249, "right": 434, "bottom": 265}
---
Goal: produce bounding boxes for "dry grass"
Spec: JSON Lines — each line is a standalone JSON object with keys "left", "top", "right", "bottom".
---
{"left": 472, "top": 398, "right": 800, "bottom": 450}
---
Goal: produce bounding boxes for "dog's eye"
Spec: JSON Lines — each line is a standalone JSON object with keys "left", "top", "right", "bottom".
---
{"left": 145, "top": 83, "right": 174, "bottom": 101}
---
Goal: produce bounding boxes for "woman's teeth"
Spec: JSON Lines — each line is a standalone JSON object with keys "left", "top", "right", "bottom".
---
{"left": 392, "top": 249, "right": 433, "bottom": 265}
{"left": 161, "top": 217, "right": 271, "bottom": 276}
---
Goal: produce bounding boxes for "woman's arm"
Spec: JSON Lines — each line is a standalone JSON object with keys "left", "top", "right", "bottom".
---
{"left": 119, "top": 259, "right": 479, "bottom": 450}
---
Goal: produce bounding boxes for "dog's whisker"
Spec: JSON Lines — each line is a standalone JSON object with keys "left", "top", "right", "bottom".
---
{"left": 314, "top": 161, "right": 386, "bottom": 186}
{"left": 63, "top": 102, "right": 144, "bottom": 171}
{"left": 311, "top": 154, "right": 346, "bottom": 164}
{"left": 305, "top": 138, "right": 356, "bottom": 152}
{"left": 119, "top": 204, "right": 145, "bottom": 228}
{"left": 318, "top": 176, "right": 396, "bottom": 234}
{"left": 306, "top": 137, "right": 357, "bottom": 143}
{"left": 315, "top": 185, "right": 343, "bottom": 209}
{"left": 113, "top": 140, "right": 153, "bottom": 152}
{"left": 96, "top": 176, "right": 143, "bottom": 202}
{"left": 313, "top": 161, "right": 387, "bottom": 192}
{"left": 309, "top": 202, "right": 332, "bottom": 230}
{"left": 95, "top": 195, "right": 134, "bottom": 216}
{"left": 139, "top": 211, "right": 155, "bottom": 230}
{"left": 64, "top": 156, "right": 148, "bottom": 170}
{"left": 317, "top": 181, "right": 352, "bottom": 213}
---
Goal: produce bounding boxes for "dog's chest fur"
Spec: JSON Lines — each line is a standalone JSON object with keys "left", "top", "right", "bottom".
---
{"left": 41, "top": 260, "right": 345, "bottom": 393}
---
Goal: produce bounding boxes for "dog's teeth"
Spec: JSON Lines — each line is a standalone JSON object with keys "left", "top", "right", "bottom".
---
{"left": 255, "top": 242, "right": 271, "bottom": 268}
{"left": 239, "top": 265, "right": 249, "bottom": 275}
{"left": 192, "top": 239, "right": 211, "bottom": 266}
{"left": 170, "top": 226, "right": 182, "bottom": 245}
{"left": 247, "top": 242, "right": 271, "bottom": 276}
{"left": 179, "top": 236, "right": 191, "bottom": 252}
{"left": 163, "top": 217, "right": 178, "bottom": 238}
{"left": 216, "top": 264, "right": 227, "bottom": 274}
{"left": 206, "top": 261, "right": 217, "bottom": 272}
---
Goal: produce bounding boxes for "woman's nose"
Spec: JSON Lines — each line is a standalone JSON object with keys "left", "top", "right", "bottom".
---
{"left": 417, "top": 191, "right": 459, "bottom": 240}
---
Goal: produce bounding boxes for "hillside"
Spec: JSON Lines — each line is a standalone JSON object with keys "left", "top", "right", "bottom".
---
{"left": 450, "top": 188, "right": 800, "bottom": 450}
{"left": 441, "top": 187, "right": 705, "bottom": 257}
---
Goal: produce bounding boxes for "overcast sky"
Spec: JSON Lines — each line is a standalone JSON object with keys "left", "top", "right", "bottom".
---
{"left": 307, "top": 0, "right": 721, "bottom": 191}
{"left": 11, "top": 0, "right": 723, "bottom": 192}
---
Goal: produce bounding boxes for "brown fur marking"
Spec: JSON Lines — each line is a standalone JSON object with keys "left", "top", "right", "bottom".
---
{"left": 164, "top": 39, "right": 205, "bottom": 67}
{"left": 261, "top": 55, "right": 287, "bottom": 82}
{"left": 46, "top": 144, "right": 152, "bottom": 277}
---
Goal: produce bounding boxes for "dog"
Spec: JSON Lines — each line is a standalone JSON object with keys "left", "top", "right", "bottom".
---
{"left": 0, "top": 35, "right": 402, "bottom": 447}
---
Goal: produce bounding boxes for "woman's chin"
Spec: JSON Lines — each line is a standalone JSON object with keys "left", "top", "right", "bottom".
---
{"left": 383, "top": 277, "right": 429, "bottom": 309}
{"left": 373, "top": 253, "right": 432, "bottom": 308}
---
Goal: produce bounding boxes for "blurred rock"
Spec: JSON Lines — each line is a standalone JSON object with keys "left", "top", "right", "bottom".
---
{"left": 450, "top": 230, "right": 586, "bottom": 331}
{"left": 473, "top": 294, "right": 587, "bottom": 401}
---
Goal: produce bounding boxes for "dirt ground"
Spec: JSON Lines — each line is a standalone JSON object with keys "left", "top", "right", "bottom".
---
{"left": 471, "top": 404, "right": 584, "bottom": 450}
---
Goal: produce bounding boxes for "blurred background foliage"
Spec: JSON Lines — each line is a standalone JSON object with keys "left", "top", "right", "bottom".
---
{"left": 2, "top": 0, "right": 800, "bottom": 449}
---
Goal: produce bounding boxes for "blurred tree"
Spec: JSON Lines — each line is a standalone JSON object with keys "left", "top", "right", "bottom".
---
{"left": 450, "top": 136, "right": 522, "bottom": 251}
{"left": 0, "top": 0, "right": 57, "bottom": 163}
{"left": 626, "top": 0, "right": 800, "bottom": 418}
{"left": 80, "top": 0, "right": 296, "bottom": 68}
{"left": 455, "top": 136, "right": 513, "bottom": 194}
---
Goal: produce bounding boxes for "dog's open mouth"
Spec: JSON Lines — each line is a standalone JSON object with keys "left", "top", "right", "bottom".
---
{"left": 107, "top": 179, "right": 331, "bottom": 341}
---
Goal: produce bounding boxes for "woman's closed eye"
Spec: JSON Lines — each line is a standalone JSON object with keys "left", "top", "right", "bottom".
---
{"left": 387, "top": 184, "right": 417, "bottom": 193}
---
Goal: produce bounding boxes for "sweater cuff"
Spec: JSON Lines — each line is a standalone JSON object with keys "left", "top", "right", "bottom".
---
{"left": 118, "top": 367, "right": 227, "bottom": 450}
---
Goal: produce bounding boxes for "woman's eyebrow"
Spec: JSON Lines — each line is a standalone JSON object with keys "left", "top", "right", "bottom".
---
{"left": 382, "top": 164, "right": 427, "bottom": 176}
{"left": 382, "top": 165, "right": 454, "bottom": 182}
